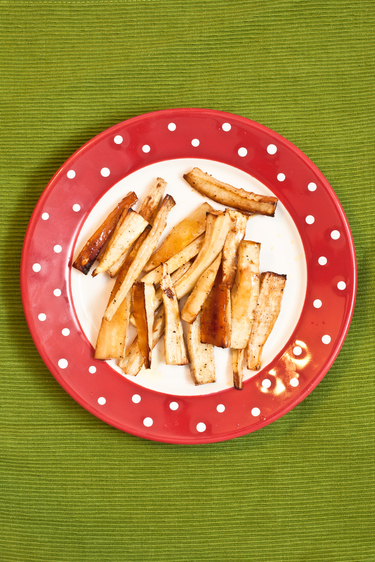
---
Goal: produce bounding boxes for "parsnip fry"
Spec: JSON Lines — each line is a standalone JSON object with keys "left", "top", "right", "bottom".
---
{"left": 186, "top": 312, "right": 215, "bottom": 385}
{"left": 183, "top": 167, "right": 278, "bottom": 217}
{"left": 104, "top": 195, "right": 176, "bottom": 321}
{"left": 173, "top": 211, "right": 232, "bottom": 300}
{"left": 247, "top": 272, "right": 287, "bottom": 370}
{"left": 222, "top": 210, "right": 249, "bottom": 288}
{"left": 143, "top": 202, "right": 214, "bottom": 272}
{"left": 107, "top": 225, "right": 151, "bottom": 278}
{"left": 92, "top": 209, "right": 149, "bottom": 276}
{"left": 181, "top": 252, "right": 222, "bottom": 324}
{"left": 132, "top": 283, "right": 155, "bottom": 369}
{"left": 161, "top": 264, "right": 188, "bottom": 366}
{"left": 231, "top": 241, "right": 260, "bottom": 349}
{"left": 73, "top": 191, "right": 138, "bottom": 274}
{"left": 200, "top": 262, "right": 231, "bottom": 348}
{"left": 94, "top": 290, "right": 131, "bottom": 360}
{"left": 140, "top": 234, "right": 204, "bottom": 285}
{"left": 232, "top": 348, "right": 245, "bottom": 390}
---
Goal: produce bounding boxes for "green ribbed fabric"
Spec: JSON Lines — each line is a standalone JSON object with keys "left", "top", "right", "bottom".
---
{"left": 0, "top": 1, "right": 374, "bottom": 561}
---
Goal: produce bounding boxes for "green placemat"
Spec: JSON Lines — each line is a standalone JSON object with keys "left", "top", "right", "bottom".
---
{"left": 1, "top": 1, "right": 374, "bottom": 561}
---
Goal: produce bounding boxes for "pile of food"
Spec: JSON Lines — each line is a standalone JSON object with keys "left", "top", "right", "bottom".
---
{"left": 73, "top": 167, "right": 286, "bottom": 389}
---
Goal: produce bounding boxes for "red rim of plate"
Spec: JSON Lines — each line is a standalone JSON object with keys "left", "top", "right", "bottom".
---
{"left": 20, "top": 108, "right": 357, "bottom": 444}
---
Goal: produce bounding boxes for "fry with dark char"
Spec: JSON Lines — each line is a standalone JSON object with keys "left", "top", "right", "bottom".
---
{"left": 183, "top": 167, "right": 278, "bottom": 217}
{"left": 247, "top": 271, "right": 287, "bottom": 370}
{"left": 200, "top": 262, "right": 232, "bottom": 348}
{"left": 131, "top": 283, "right": 155, "bottom": 369}
{"left": 222, "top": 210, "right": 249, "bottom": 288}
{"left": 186, "top": 312, "right": 215, "bottom": 385}
{"left": 73, "top": 191, "right": 138, "bottom": 274}
{"left": 161, "top": 264, "right": 188, "bottom": 365}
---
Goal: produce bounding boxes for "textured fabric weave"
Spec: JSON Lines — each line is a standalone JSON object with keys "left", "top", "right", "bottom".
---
{"left": 0, "top": 1, "right": 374, "bottom": 561}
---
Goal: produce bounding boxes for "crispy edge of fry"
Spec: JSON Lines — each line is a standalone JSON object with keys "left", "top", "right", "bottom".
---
{"left": 230, "top": 240, "right": 261, "bottom": 349}
{"left": 180, "top": 252, "right": 222, "bottom": 324}
{"left": 72, "top": 191, "right": 138, "bottom": 274}
{"left": 143, "top": 201, "right": 214, "bottom": 272}
{"left": 200, "top": 262, "right": 232, "bottom": 348}
{"left": 140, "top": 234, "right": 204, "bottom": 285}
{"left": 104, "top": 194, "right": 176, "bottom": 321}
{"left": 160, "top": 263, "right": 188, "bottom": 366}
{"left": 221, "top": 210, "right": 249, "bottom": 288}
{"left": 92, "top": 209, "right": 149, "bottom": 276}
{"left": 232, "top": 348, "right": 245, "bottom": 390}
{"left": 186, "top": 312, "right": 216, "bottom": 385}
{"left": 246, "top": 271, "right": 287, "bottom": 370}
{"left": 183, "top": 167, "right": 278, "bottom": 217}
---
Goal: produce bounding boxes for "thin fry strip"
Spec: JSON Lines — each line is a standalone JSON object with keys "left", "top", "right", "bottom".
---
{"left": 186, "top": 312, "right": 216, "bottom": 385}
{"left": 104, "top": 195, "right": 176, "bottom": 321}
{"left": 183, "top": 167, "right": 278, "bottom": 216}
{"left": 222, "top": 210, "right": 249, "bottom": 288}
{"left": 73, "top": 191, "right": 138, "bottom": 274}
{"left": 94, "top": 290, "right": 131, "bottom": 360}
{"left": 143, "top": 202, "right": 214, "bottom": 272}
{"left": 230, "top": 241, "right": 260, "bottom": 349}
{"left": 161, "top": 264, "right": 188, "bottom": 365}
{"left": 247, "top": 271, "right": 287, "bottom": 370}
{"left": 132, "top": 283, "right": 153, "bottom": 369}
{"left": 232, "top": 348, "right": 245, "bottom": 390}
{"left": 181, "top": 252, "right": 222, "bottom": 324}
{"left": 200, "top": 262, "right": 232, "bottom": 348}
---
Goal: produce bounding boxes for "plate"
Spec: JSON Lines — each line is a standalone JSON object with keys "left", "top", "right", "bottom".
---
{"left": 21, "top": 108, "right": 356, "bottom": 444}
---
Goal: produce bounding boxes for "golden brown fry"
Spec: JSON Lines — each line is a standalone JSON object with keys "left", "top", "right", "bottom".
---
{"left": 132, "top": 283, "right": 155, "bottom": 369}
{"left": 143, "top": 202, "right": 214, "bottom": 272}
{"left": 232, "top": 348, "right": 245, "bottom": 390}
{"left": 247, "top": 271, "right": 287, "bottom": 370}
{"left": 183, "top": 167, "right": 278, "bottom": 217}
{"left": 230, "top": 241, "right": 260, "bottom": 349}
{"left": 222, "top": 210, "right": 249, "bottom": 288}
{"left": 161, "top": 264, "right": 188, "bottom": 366}
{"left": 180, "top": 252, "right": 222, "bottom": 324}
{"left": 140, "top": 234, "right": 204, "bottom": 285}
{"left": 186, "top": 312, "right": 216, "bottom": 385}
{"left": 200, "top": 262, "right": 231, "bottom": 348}
{"left": 73, "top": 191, "right": 138, "bottom": 274}
{"left": 92, "top": 209, "right": 149, "bottom": 276}
{"left": 104, "top": 195, "right": 176, "bottom": 321}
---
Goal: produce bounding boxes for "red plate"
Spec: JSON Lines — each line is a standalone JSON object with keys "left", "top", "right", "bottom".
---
{"left": 21, "top": 109, "right": 356, "bottom": 444}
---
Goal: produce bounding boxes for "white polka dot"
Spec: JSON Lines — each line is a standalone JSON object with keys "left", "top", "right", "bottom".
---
{"left": 196, "top": 422, "right": 206, "bottom": 432}
{"left": 277, "top": 173, "right": 286, "bottom": 182}
{"left": 38, "top": 313, "right": 46, "bottom": 322}
{"left": 238, "top": 147, "right": 247, "bottom": 157}
{"left": 331, "top": 230, "right": 340, "bottom": 240}
{"left": 132, "top": 394, "right": 141, "bottom": 404}
{"left": 53, "top": 289, "right": 61, "bottom": 297}
{"left": 169, "top": 401, "right": 179, "bottom": 411}
{"left": 168, "top": 122, "right": 176, "bottom": 131}
{"left": 54, "top": 245, "right": 62, "bottom": 253}
{"left": 143, "top": 417, "right": 153, "bottom": 427}
{"left": 313, "top": 299, "right": 322, "bottom": 308}
{"left": 61, "top": 328, "right": 70, "bottom": 336}
{"left": 222, "top": 122, "right": 231, "bottom": 132}
{"left": 290, "top": 377, "right": 299, "bottom": 387}
{"left": 58, "top": 358, "right": 68, "bottom": 369}
{"left": 322, "top": 335, "right": 331, "bottom": 344}
{"left": 293, "top": 346, "right": 302, "bottom": 356}
{"left": 72, "top": 204, "right": 81, "bottom": 212}
{"left": 267, "top": 144, "right": 277, "bottom": 155}
{"left": 337, "top": 281, "right": 346, "bottom": 290}
{"left": 262, "top": 379, "right": 272, "bottom": 389}
{"left": 100, "top": 167, "right": 110, "bottom": 177}
{"left": 42, "top": 212, "right": 49, "bottom": 220}
{"left": 318, "top": 256, "right": 327, "bottom": 266}
{"left": 67, "top": 170, "right": 76, "bottom": 179}
{"left": 98, "top": 397, "right": 106, "bottom": 405}
{"left": 251, "top": 407, "right": 261, "bottom": 417}
{"left": 305, "top": 215, "right": 315, "bottom": 225}
{"left": 142, "top": 145, "right": 151, "bottom": 153}
{"left": 216, "top": 404, "right": 225, "bottom": 413}
{"left": 308, "top": 182, "right": 317, "bottom": 192}
{"left": 89, "top": 366, "right": 96, "bottom": 374}
{"left": 32, "top": 263, "right": 41, "bottom": 272}
{"left": 114, "top": 135, "right": 123, "bottom": 144}
{"left": 191, "top": 138, "right": 200, "bottom": 147}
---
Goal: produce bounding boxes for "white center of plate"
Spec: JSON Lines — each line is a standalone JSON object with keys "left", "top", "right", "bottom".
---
{"left": 71, "top": 158, "right": 307, "bottom": 396}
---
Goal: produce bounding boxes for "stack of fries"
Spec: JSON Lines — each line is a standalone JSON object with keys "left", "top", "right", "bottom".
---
{"left": 73, "top": 168, "right": 286, "bottom": 389}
